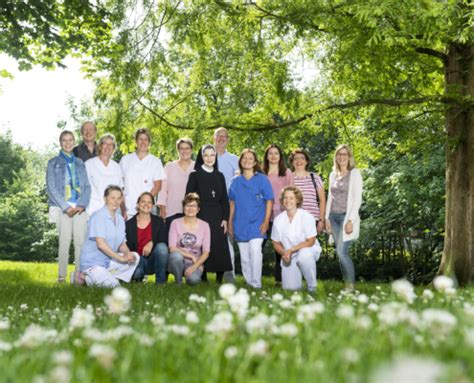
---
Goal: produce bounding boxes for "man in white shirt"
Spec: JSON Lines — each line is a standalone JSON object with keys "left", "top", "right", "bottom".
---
{"left": 214, "top": 127, "right": 239, "bottom": 282}
{"left": 120, "top": 128, "right": 165, "bottom": 219}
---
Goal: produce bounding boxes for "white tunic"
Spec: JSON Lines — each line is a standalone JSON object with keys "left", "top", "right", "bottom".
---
{"left": 119, "top": 152, "right": 165, "bottom": 218}
{"left": 85, "top": 157, "right": 123, "bottom": 216}
{"left": 271, "top": 208, "right": 321, "bottom": 258}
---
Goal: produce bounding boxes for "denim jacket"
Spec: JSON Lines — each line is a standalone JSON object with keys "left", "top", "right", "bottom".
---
{"left": 46, "top": 155, "right": 91, "bottom": 212}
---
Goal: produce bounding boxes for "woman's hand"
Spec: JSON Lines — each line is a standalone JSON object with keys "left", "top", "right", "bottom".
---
{"left": 66, "top": 207, "right": 76, "bottom": 217}
{"left": 142, "top": 241, "right": 153, "bottom": 257}
{"left": 158, "top": 205, "right": 167, "bottom": 219}
{"left": 126, "top": 253, "right": 136, "bottom": 265}
{"left": 345, "top": 220, "right": 353, "bottom": 235}
{"left": 221, "top": 220, "right": 228, "bottom": 234}
{"left": 184, "top": 265, "right": 196, "bottom": 278}
{"left": 317, "top": 220, "right": 325, "bottom": 234}
{"left": 259, "top": 221, "right": 269, "bottom": 236}
{"left": 325, "top": 220, "right": 332, "bottom": 234}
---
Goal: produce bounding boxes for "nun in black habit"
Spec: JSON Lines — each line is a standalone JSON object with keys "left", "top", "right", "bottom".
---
{"left": 185, "top": 144, "right": 233, "bottom": 283}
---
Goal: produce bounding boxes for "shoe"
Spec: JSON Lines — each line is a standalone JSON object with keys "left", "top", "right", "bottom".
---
{"left": 70, "top": 271, "right": 86, "bottom": 286}
{"left": 57, "top": 277, "right": 66, "bottom": 284}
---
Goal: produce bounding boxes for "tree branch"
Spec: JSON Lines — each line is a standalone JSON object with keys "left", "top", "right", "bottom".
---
{"left": 415, "top": 47, "right": 448, "bottom": 64}
{"left": 136, "top": 95, "right": 449, "bottom": 132}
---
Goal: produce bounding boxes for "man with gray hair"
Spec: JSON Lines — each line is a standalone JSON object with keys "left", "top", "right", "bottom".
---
{"left": 213, "top": 127, "right": 239, "bottom": 283}
{"left": 73, "top": 121, "right": 98, "bottom": 162}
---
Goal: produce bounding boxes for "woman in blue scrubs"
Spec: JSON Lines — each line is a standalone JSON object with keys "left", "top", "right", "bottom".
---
{"left": 228, "top": 149, "right": 273, "bottom": 288}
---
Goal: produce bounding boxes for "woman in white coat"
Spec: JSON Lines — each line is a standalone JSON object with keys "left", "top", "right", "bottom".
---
{"left": 325, "top": 144, "right": 363, "bottom": 290}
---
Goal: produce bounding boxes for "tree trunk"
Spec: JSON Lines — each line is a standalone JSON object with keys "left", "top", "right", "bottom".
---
{"left": 438, "top": 43, "right": 474, "bottom": 286}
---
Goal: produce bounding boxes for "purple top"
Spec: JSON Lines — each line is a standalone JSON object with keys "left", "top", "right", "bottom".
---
{"left": 168, "top": 217, "right": 211, "bottom": 260}
{"left": 267, "top": 169, "right": 294, "bottom": 220}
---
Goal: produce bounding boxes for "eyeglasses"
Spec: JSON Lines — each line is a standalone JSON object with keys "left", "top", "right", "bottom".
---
{"left": 337, "top": 152, "right": 349, "bottom": 157}
{"left": 185, "top": 204, "right": 199, "bottom": 209}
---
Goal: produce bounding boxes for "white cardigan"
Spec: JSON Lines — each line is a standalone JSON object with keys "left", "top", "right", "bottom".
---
{"left": 325, "top": 168, "right": 363, "bottom": 242}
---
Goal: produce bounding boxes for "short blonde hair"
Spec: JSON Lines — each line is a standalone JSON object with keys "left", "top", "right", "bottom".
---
{"left": 280, "top": 186, "right": 304, "bottom": 208}
{"left": 333, "top": 144, "right": 355, "bottom": 173}
{"left": 98, "top": 133, "right": 117, "bottom": 155}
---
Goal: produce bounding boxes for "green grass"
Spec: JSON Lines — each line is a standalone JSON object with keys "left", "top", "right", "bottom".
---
{"left": 0, "top": 260, "right": 472, "bottom": 383}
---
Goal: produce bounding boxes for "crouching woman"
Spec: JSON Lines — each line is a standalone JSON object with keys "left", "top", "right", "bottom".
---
{"left": 167, "top": 193, "right": 210, "bottom": 285}
{"left": 79, "top": 185, "right": 139, "bottom": 287}
{"left": 271, "top": 186, "right": 321, "bottom": 292}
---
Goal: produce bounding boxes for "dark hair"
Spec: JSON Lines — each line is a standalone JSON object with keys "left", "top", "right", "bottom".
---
{"left": 136, "top": 191, "right": 155, "bottom": 205}
{"left": 288, "top": 148, "right": 311, "bottom": 171}
{"left": 280, "top": 186, "right": 304, "bottom": 209}
{"left": 104, "top": 185, "right": 123, "bottom": 197}
{"left": 134, "top": 128, "right": 151, "bottom": 142}
{"left": 238, "top": 149, "right": 261, "bottom": 174}
{"left": 182, "top": 193, "right": 201, "bottom": 209}
{"left": 263, "top": 144, "right": 287, "bottom": 177}
{"left": 59, "top": 130, "right": 75, "bottom": 143}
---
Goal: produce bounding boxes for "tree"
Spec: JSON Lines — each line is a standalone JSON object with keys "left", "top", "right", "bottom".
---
{"left": 0, "top": 0, "right": 113, "bottom": 70}
{"left": 88, "top": 1, "right": 472, "bottom": 284}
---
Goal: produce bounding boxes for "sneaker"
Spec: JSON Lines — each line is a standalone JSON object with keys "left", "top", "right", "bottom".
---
{"left": 70, "top": 271, "right": 86, "bottom": 286}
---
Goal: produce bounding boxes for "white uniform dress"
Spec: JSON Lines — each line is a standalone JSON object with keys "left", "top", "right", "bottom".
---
{"left": 119, "top": 152, "right": 165, "bottom": 218}
{"left": 271, "top": 208, "right": 321, "bottom": 291}
{"left": 85, "top": 157, "right": 123, "bottom": 216}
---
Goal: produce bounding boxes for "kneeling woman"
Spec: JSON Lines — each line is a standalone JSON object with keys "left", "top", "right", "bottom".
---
{"left": 167, "top": 193, "right": 210, "bottom": 285}
{"left": 126, "top": 192, "right": 169, "bottom": 284}
{"left": 79, "top": 185, "right": 139, "bottom": 287}
{"left": 271, "top": 186, "right": 321, "bottom": 292}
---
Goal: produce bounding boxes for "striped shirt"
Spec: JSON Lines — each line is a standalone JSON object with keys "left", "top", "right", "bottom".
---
{"left": 293, "top": 173, "right": 323, "bottom": 220}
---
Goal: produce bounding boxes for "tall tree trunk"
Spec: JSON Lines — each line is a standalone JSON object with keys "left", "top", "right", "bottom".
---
{"left": 438, "top": 43, "right": 474, "bottom": 286}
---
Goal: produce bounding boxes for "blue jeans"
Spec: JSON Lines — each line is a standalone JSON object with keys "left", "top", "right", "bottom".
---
{"left": 329, "top": 212, "right": 355, "bottom": 284}
{"left": 131, "top": 242, "right": 169, "bottom": 284}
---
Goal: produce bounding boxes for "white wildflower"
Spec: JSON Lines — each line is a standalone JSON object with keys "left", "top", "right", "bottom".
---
{"left": 20, "top": 304, "right": 28, "bottom": 311}
{"left": 224, "top": 346, "right": 238, "bottom": 359}
{"left": 463, "top": 303, "right": 474, "bottom": 318}
{"left": 89, "top": 344, "right": 116, "bottom": 369}
{"left": 205, "top": 311, "right": 233, "bottom": 335}
{"left": 52, "top": 350, "right": 73, "bottom": 366}
{"left": 119, "top": 315, "right": 130, "bottom": 324}
{"left": 151, "top": 315, "right": 165, "bottom": 326}
{"left": 343, "top": 348, "right": 359, "bottom": 364}
{"left": 188, "top": 294, "right": 207, "bottom": 304}
{"left": 49, "top": 366, "right": 70, "bottom": 383}
{"left": 0, "top": 341, "right": 12, "bottom": 352}
{"left": 421, "top": 309, "right": 457, "bottom": 337}
{"left": 336, "top": 304, "right": 354, "bottom": 319}
{"left": 368, "top": 303, "right": 379, "bottom": 312}
{"left": 291, "top": 293, "right": 303, "bottom": 304}
{"left": 69, "top": 307, "right": 95, "bottom": 330}
{"left": 245, "top": 313, "right": 272, "bottom": 334}
{"left": 392, "top": 279, "right": 416, "bottom": 304}
{"left": 271, "top": 293, "right": 284, "bottom": 302}
{"left": 167, "top": 325, "right": 190, "bottom": 336}
{"left": 103, "top": 325, "right": 135, "bottom": 341}
{"left": 185, "top": 311, "right": 199, "bottom": 324}
{"left": 421, "top": 289, "right": 434, "bottom": 301}
{"left": 433, "top": 276, "right": 454, "bottom": 294}
{"left": 378, "top": 302, "right": 418, "bottom": 328}
{"left": 357, "top": 294, "right": 369, "bottom": 304}
{"left": 247, "top": 339, "right": 268, "bottom": 357}
{"left": 355, "top": 315, "right": 372, "bottom": 330}
{"left": 104, "top": 287, "right": 131, "bottom": 315}
{"left": 370, "top": 355, "right": 446, "bottom": 383}
{"left": 227, "top": 289, "right": 250, "bottom": 319}
{"left": 137, "top": 335, "right": 154, "bottom": 347}
{"left": 464, "top": 328, "right": 474, "bottom": 347}
{"left": 16, "top": 324, "right": 58, "bottom": 348}
{"left": 279, "top": 299, "right": 293, "bottom": 309}
{"left": 219, "top": 284, "right": 237, "bottom": 299}
{"left": 296, "top": 302, "right": 325, "bottom": 322}
{"left": 278, "top": 323, "right": 299, "bottom": 337}
{"left": 0, "top": 319, "right": 10, "bottom": 331}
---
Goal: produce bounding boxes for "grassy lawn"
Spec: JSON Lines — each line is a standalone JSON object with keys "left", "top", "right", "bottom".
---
{"left": 0, "top": 260, "right": 472, "bottom": 383}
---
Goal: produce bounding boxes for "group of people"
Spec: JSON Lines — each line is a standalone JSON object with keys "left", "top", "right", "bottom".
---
{"left": 46, "top": 122, "right": 363, "bottom": 291}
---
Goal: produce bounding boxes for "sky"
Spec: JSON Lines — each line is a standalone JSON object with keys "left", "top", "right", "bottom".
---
{"left": 0, "top": 54, "right": 94, "bottom": 150}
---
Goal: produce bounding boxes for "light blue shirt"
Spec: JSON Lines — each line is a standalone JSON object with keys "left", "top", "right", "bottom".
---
{"left": 80, "top": 206, "right": 126, "bottom": 271}
{"left": 229, "top": 172, "right": 274, "bottom": 241}
{"left": 217, "top": 151, "right": 239, "bottom": 190}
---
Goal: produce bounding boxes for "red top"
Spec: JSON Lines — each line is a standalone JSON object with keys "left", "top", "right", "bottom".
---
{"left": 137, "top": 222, "right": 152, "bottom": 256}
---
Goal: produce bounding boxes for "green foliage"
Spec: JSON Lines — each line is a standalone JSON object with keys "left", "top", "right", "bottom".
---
{"left": 0, "top": 132, "right": 26, "bottom": 194}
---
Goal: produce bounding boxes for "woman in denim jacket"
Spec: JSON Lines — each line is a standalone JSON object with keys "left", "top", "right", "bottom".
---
{"left": 46, "top": 130, "right": 91, "bottom": 283}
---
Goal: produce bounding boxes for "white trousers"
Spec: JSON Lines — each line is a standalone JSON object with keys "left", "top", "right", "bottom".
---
{"left": 238, "top": 238, "right": 264, "bottom": 288}
{"left": 281, "top": 247, "right": 320, "bottom": 292}
{"left": 50, "top": 207, "right": 88, "bottom": 279}
{"left": 83, "top": 253, "right": 140, "bottom": 288}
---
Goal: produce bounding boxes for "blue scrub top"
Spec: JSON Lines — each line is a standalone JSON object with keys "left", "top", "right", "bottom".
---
{"left": 217, "top": 151, "right": 239, "bottom": 191}
{"left": 80, "top": 206, "right": 126, "bottom": 271}
{"left": 229, "top": 172, "right": 274, "bottom": 241}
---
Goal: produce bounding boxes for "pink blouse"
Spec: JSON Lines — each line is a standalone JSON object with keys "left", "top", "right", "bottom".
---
{"left": 267, "top": 169, "right": 294, "bottom": 220}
